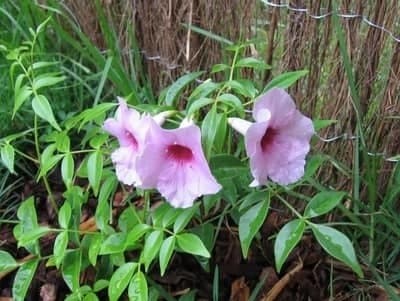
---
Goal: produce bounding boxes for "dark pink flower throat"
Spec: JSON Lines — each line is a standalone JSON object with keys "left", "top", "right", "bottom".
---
{"left": 261, "top": 127, "right": 278, "bottom": 152}
{"left": 125, "top": 130, "right": 138, "bottom": 149}
{"left": 166, "top": 144, "right": 193, "bottom": 163}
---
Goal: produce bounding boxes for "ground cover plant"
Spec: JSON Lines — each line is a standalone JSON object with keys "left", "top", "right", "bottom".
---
{"left": 1, "top": 1, "right": 400, "bottom": 300}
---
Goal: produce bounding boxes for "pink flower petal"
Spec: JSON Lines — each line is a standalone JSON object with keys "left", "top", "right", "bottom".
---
{"left": 136, "top": 122, "right": 221, "bottom": 208}
{"left": 234, "top": 88, "right": 314, "bottom": 186}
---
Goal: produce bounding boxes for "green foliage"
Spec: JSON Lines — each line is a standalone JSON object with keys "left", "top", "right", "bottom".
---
{"left": 0, "top": 2, "right": 378, "bottom": 299}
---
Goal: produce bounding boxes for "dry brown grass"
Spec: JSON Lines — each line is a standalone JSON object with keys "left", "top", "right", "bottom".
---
{"left": 64, "top": 0, "right": 400, "bottom": 191}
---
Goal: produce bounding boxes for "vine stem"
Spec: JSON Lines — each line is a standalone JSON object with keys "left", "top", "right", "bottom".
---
{"left": 34, "top": 115, "right": 58, "bottom": 213}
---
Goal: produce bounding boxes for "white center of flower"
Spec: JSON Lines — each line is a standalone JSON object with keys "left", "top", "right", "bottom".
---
{"left": 256, "top": 108, "right": 271, "bottom": 122}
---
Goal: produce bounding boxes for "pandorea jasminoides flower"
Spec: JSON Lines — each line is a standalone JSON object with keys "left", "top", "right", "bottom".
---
{"left": 228, "top": 88, "right": 314, "bottom": 186}
{"left": 136, "top": 119, "right": 222, "bottom": 208}
{"left": 103, "top": 98, "right": 154, "bottom": 186}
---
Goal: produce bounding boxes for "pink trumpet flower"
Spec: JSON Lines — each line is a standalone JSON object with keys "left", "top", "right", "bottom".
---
{"left": 103, "top": 98, "right": 168, "bottom": 186}
{"left": 136, "top": 119, "right": 222, "bottom": 208}
{"left": 228, "top": 88, "right": 314, "bottom": 186}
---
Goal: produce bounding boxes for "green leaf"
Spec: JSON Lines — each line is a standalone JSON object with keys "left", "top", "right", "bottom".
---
{"left": 159, "top": 236, "right": 176, "bottom": 276}
{"left": 62, "top": 249, "right": 82, "bottom": 292}
{"left": 128, "top": 271, "right": 148, "bottom": 301}
{"left": 108, "top": 262, "right": 137, "bottom": 301}
{"left": 39, "top": 144, "right": 63, "bottom": 178}
{"left": 239, "top": 198, "right": 270, "bottom": 258}
{"left": 100, "top": 233, "right": 127, "bottom": 255}
{"left": 304, "top": 191, "right": 346, "bottom": 218}
{"left": 0, "top": 250, "right": 18, "bottom": 272}
{"left": 54, "top": 231, "right": 69, "bottom": 268}
{"left": 13, "top": 84, "right": 32, "bottom": 117}
{"left": 32, "top": 94, "right": 61, "bottom": 131}
{"left": 118, "top": 207, "right": 139, "bottom": 232}
{"left": 235, "top": 57, "right": 270, "bottom": 70}
{"left": 151, "top": 203, "right": 172, "bottom": 227}
{"left": 313, "top": 119, "right": 337, "bottom": 131}
{"left": 181, "top": 24, "right": 233, "bottom": 45}
{"left": 83, "top": 292, "right": 99, "bottom": 301}
{"left": 217, "top": 93, "right": 244, "bottom": 117}
{"left": 61, "top": 154, "right": 74, "bottom": 188}
{"left": 88, "top": 234, "right": 102, "bottom": 266}
{"left": 173, "top": 205, "right": 198, "bottom": 233}
{"left": 239, "top": 191, "right": 268, "bottom": 212}
{"left": 164, "top": 71, "right": 204, "bottom": 106}
{"left": 225, "top": 80, "right": 254, "bottom": 98}
{"left": 211, "top": 63, "right": 230, "bottom": 73}
{"left": 1, "top": 143, "right": 15, "bottom": 173}
{"left": 176, "top": 233, "right": 210, "bottom": 258}
{"left": 162, "top": 207, "right": 183, "bottom": 228}
{"left": 264, "top": 70, "right": 308, "bottom": 91}
{"left": 32, "top": 74, "right": 65, "bottom": 91}
{"left": 188, "top": 80, "right": 220, "bottom": 101}
{"left": 142, "top": 230, "right": 164, "bottom": 271}
{"left": 274, "top": 219, "right": 305, "bottom": 272}
{"left": 96, "top": 175, "right": 118, "bottom": 230}
{"left": 59, "top": 202, "right": 72, "bottom": 229}
{"left": 12, "top": 259, "right": 39, "bottom": 301}
{"left": 304, "top": 155, "right": 325, "bottom": 178}
{"left": 126, "top": 224, "right": 151, "bottom": 247}
{"left": 187, "top": 97, "right": 214, "bottom": 116}
{"left": 87, "top": 150, "right": 103, "bottom": 196}
{"left": 18, "top": 227, "right": 51, "bottom": 248}
{"left": 201, "top": 106, "right": 218, "bottom": 158}
{"left": 55, "top": 131, "right": 71, "bottom": 153}
{"left": 311, "top": 224, "right": 363, "bottom": 277}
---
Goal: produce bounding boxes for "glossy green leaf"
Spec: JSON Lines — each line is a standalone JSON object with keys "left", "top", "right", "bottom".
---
{"left": 100, "top": 233, "right": 127, "bottom": 255}
{"left": 304, "top": 191, "right": 346, "bottom": 218}
{"left": 54, "top": 231, "right": 69, "bottom": 268}
{"left": 13, "top": 84, "right": 32, "bottom": 117}
{"left": 159, "top": 236, "right": 176, "bottom": 276}
{"left": 313, "top": 119, "right": 337, "bottom": 131}
{"left": 201, "top": 106, "right": 218, "bottom": 158}
{"left": 62, "top": 249, "right": 82, "bottom": 292}
{"left": 59, "top": 202, "right": 72, "bottom": 229}
{"left": 87, "top": 150, "right": 103, "bottom": 196}
{"left": 12, "top": 259, "right": 39, "bottom": 301}
{"left": 217, "top": 93, "right": 244, "bottom": 117}
{"left": 142, "top": 230, "right": 164, "bottom": 271}
{"left": 211, "top": 63, "right": 230, "bottom": 73}
{"left": 108, "top": 262, "right": 137, "bottom": 301}
{"left": 239, "top": 191, "right": 268, "bottom": 212}
{"left": 187, "top": 97, "right": 214, "bottom": 116}
{"left": 118, "top": 207, "right": 139, "bottom": 232}
{"left": 162, "top": 207, "right": 183, "bottom": 228}
{"left": 264, "top": 70, "right": 308, "bottom": 91}
{"left": 311, "top": 224, "right": 363, "bottom": 277}
{"left": 0, "top": 250, "right": 18, "bottom": 272}
{"left": 55, "top": 131, "right": 71, "bottom": 153}
{"left": 239, "top": 198, "right": 270, "bottom": 258}
{"left": 88, "top": 234, "right": 102, "bottom": 266}
{"left": 96, "top": 175, "right": 118, "bottom": 230}
{"left": 164, "top": 71, "right": 204, "bottom": 106}
{"left": 61, "top": 154, "right": 74, "bottom": 188}
{"left": 83, "top": 292, "right": 99, "bottom": 301}
{"left": 32, "top": 74, "right": 65, "bottom": 91}
{"left": 18, "top": 226, "right": 51, "bottom": 248}
{"left": 235, "top": 57, "right": 270, "bottom": 70}
{"left": 128, "top": 271, "right": 148, "bottom": 301}
{"left": 176, "top": 233, "right": 210, "bottom": 258}
{"left": 32, "top": 94, "right": 61, "bottom": 131}
{"left": 274, "top": 219, "right": 305, "bottom": 272}
{"left": 173, "top": 205, "right": 198, "bottom": 233}
{"left": 126, "top": 224, "right": 151, "bottom": 248}
{"left": 1, "top": 143, "right": 15, "bottom": 173}
{"left": 188, "top": 80, "right": 220, "bottom": 102}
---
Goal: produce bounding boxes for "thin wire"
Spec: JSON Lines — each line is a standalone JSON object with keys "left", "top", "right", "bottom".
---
{"left": 261, "top": 0, "right": 400, "bottom": 43}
